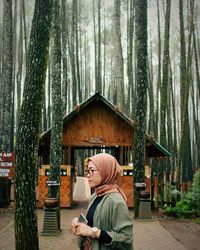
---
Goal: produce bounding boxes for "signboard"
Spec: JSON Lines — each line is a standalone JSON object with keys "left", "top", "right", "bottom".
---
{"left": 0, "top": 168, "right": 10, "bottom": 177}
{"left": 135, "top": 183, "right": 146, "bottom": 188}
{"left": 46, "top": 180, "right": 61, "bottom": 187}
{"left": 0, "top": 152, "right": 14, "bottom": 178}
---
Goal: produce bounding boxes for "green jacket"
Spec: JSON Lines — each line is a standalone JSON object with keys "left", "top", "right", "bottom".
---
{"left": 78, "top": 192, "right": 133, "bottom": 250}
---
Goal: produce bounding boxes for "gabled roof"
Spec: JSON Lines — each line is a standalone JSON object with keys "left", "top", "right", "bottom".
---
{"left": 40, "top": 92, "right": 135, "bottom": 138}
{"left": 62, "top": 92, "right": 135, "bottom": 127}
{"left": 40, "top": 92, "right": 171, "bottom": 157}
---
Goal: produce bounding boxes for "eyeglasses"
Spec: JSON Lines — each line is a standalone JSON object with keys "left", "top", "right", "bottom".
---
{"left": 85, "top": 168, "right": 98, "bottom": 176}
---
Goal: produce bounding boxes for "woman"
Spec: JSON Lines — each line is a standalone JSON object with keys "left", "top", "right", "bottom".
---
{"left": 71, "top": 153, "right": 133, "bottom": 250}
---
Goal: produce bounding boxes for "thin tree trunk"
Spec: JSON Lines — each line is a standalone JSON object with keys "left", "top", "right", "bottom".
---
{"left": 113, "top": 0, "right": 124, "bottom": 109}
{"left": 22, "top": 0, "right": 28, "bottom": 64}
{"left": 191, "top": 83, "right": 200, "bottom": 171}
{"left": 61, "top": 0, "right": 68, "bottom": 114}
{"left": 71, "top": 0, "right": 77, "bottom": 106}
{"left": 169, "top": 61, "right": 178, "bottom": 182}
{"left": 47, "top": 58, "right": 51, "bottom": 129}
{"left": 179, "top": 0, "right": 193, "bottom": 184}
{"left": 160, "top": 0, "right": 171, "bottom": 148}
{"left": 155, "top": 0, "right": 161, "bottom": 139}
{"left": 102, "top": 7, "right": 106, "bottom": 96}
{"left": 11, "top": 0, "right": 18, "bottom": 151}
{"left": 75, "top": 0, "right": 81, "bottom": 102}
{"left": 1, "top": 0, "right": 13, "bottom": 152}
{"left": 192, "top": 28, "right": 200, "bottom": 167}
{"left": 147, "top": 41, "right": 155, "bottom": 135}
{"left": 16, "top": 1, "right": 23, "bottom": 128}
{"left": 42, "top": 91, "right": 47, "bottom": 132}
{"left": 97, "top": 0, "right": 102, "bottom": 93}
{"left": 93, "top": 0, "right": 98, "bottom": 91}
{"left": 127, "top": 0, "right": 134, "bottom": 116}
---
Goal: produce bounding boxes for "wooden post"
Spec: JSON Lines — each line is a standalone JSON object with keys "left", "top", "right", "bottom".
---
{"left": 164, "top": 171, "right": 167, "bottom": 203}
{"left": 154, "top": 175, "right": 159, "bottom": 210}
{"left": 119, "top": 147, "right": 123, "bottom": 165}
{"left": 145, "top": 165, "right": 151, "bottom": 196}
{"left": 127, "top": 146, "right": 130, "bottom": 164}
{"left": 67, "top": 146, "right": 71, "bottom": 164}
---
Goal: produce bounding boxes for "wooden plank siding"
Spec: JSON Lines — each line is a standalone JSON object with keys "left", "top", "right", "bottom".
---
{"left": 62, "top": 101, "right": 133, "bottom": 147}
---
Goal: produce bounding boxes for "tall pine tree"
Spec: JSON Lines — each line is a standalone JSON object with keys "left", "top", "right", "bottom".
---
{"left": 14, "top": 0, "right": 53, "bottom": 249}
{"left": 133, "top": 0, "right": 148, "bottom": 217}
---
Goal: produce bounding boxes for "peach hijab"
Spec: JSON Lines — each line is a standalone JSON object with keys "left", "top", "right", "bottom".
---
{"left": 88, "top": 153, "right": 127, "bottom": 201}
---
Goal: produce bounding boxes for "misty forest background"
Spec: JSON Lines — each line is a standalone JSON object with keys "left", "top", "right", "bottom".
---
{"left": 0, "top": 0, "right": 200, "bottom": 248}
{"left": 1, "top": 0, "right": 200, "bottom": 186}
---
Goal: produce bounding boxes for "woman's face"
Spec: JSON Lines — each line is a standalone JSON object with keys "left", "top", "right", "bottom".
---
{"left": 86, "top": 161, "right": 102, "bottom": 188}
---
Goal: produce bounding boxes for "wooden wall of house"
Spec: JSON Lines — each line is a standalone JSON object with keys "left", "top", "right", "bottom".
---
{"left": 62, "top": 101, "right": 133, "bottom": 147}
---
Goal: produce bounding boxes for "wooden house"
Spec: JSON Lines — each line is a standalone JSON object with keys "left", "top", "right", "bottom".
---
{"left": 38, "top": 92, "right": 171, "bottom": 208}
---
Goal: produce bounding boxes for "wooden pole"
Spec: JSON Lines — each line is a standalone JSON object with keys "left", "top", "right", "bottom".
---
{"left": 154, "top": 175, "right": 159, "bottom": 210}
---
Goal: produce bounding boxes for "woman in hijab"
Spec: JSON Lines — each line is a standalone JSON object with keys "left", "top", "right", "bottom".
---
{"left": 71, "top": 153, "right": 133, "bottom": 250}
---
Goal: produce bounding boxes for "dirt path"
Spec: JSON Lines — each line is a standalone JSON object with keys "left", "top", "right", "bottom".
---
{"left": 158, "top": 215, "right": 200, "bottom": 250}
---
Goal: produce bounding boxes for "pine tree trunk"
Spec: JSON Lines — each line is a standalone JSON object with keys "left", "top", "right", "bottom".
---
{"left": 48, "top": 0, "right": 62, "bottom": 231}
{"left": 42, "top": 92, "right": 47, "bottom": 132}
{"left": 14, "top": 1, "right": 53, "bottom": 249}
{"left": 11, "top": 0, "right": 18, "bottom": 151}
{"left": 22, "top": 0, "right": 28, "bottom": 64}
{"left": 75, "top": 0, "right": 81, "bottom": 102}
{"left": 127, "top": 0, "right": 134, "bottom": 116}
{"left": 48, "top": 0, "right": 62, "bottom": 199}
{"left": 155, "top": 0, "right": 161, "bottom": 139}
{"left": 0, "top": 20, "right": 2, "bottom": 145}
{"left": 1, "top": 0, "right": 13, "bottom": 152}
{"left": 71, "top": 0, "right": 77, "bottom": 107}
{"left": 113, "top": 0, "right": 124, "bottom": 109}
{"left": 169, "top": 63, "right": 178, "bottom": 181}
{"left": 93, "top": 0, "right": 98, "bottom": 91}
{"left": 47, "top": 59, "right": 51, "bottom": 129}
{"left": 147, "top": 42, "right": 155, "bottom": 135}
{"left": 61, "top": 0, "right": 68, "bottom": 114}
{"left": 97, "top": 0, "right": 102, "bottom": 93}
{"left": 179, "top": 0, "right": 193, "bottom": 183}
{"left": 160, "top": 0, "right": 171, "bottom": 148}
{"left": 133, "top": 0, "right": 148, "bottom": 217}
{"left": 16, "top": 1, "right": 23, "bottom": 129}
{"left": 191, "top": 84, "right": 200, "bottom": 172}
{"left": 159, "top": 0, "right": 171, "bottom": 202}
{"left": 192, "top": 26, "right": 200, "bottom": 168}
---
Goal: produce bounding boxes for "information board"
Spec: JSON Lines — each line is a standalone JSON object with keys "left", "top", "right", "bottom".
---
{"left": 0, "top": 152, "right": 14, "bottom": 178}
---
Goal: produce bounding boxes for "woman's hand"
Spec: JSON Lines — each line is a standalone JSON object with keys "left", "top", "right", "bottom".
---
{"left": 72, "top": 217, "right": 101, "bottom": 238}
{"left": 71, "top": 217, "right": 79, "bottom": 235}
{"left": 75, "top": 223, "right": 93, "bottom": 237}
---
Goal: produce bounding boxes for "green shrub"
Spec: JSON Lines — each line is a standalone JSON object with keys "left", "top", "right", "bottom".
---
{"left": 165, "top": 183, "right": 181, "bottom": 206}
{"left": 164, "top": 191, "right": 197, "bottom": 218}
{"left": 164, "top": 205, "right": 176, "bottom": 216}
{"left": 171, "top": 188, "right": 181, "bottom": 205}
{"left": 192, "top": 170, "right": 200, "bottom": 212}
{"left": 163, "top": 171, "right": 200, "bottom": 219}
